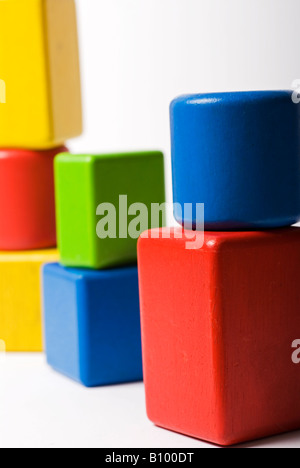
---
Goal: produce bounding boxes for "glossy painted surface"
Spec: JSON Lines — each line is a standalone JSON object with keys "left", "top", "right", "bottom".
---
{"left": 0, "top": 0, "right": 82, "bottom": 148}
{"left": 0, "top": 147, "right": 66, "bottom": 250}
{"left": 55, "top": 152, "right": 165, "bottom": 269}
{"left": 138, "top": 227, "right": 300, "bottom": 446}
{"left": 0, "top": 249, "right": 58, "bottom": 352}
{"left": 170, "top": 91, "right": 300, "bottom": 229}
{"left": 43, "top": 263, "right": 143, "bottom": 387}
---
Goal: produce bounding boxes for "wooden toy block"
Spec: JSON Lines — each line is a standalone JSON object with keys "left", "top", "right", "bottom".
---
{"left": 43, "top": 263, "right": 143, "bottom": 387}
{"left": 0, "top": 249, "right": 58, "bottom": 352}
{"left": 0, "top": 147, "right": 67, "bottom": 251}
{"left": 55, "top": 152, "right": 165, "bottom": 269}
{"left": 0, "top": 0, "right": 82, "bottom": 149}
{"left": 138, "top": 227, "right": 300, "bottom": 446}
{"left": 170, "top": 91, "right": 300, "bottom": 229}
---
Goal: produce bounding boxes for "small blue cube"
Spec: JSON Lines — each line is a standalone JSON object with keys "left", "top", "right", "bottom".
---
{"left": 170, "top": 91, "right": 300, "bottom": 230}
{"left": 42, "top": 263, "right": 143, "bottom": 387}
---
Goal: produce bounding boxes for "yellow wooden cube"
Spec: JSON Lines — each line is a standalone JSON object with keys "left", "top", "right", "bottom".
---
{"left": 0, "top": 0, "right": 82, "bottom": 149}
{"left": 0, "top": 249, "right": 58, "bottom": 352}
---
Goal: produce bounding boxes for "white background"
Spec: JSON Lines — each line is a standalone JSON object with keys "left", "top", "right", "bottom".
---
{"left": 0, "top": 354, "right": 299, "bottom": 449}
{"left": 71, "top": 0, "right": 300, "bottom": 206}
{"left": 1, "top": 0, "right": 300, "bottom": 449}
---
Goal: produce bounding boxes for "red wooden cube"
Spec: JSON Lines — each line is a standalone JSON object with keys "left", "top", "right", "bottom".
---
{"left": 0, "top": 147, "right": 67, "bottom": 250}
{"left": 138, "top": 227, "right": 300, "bottom": 446}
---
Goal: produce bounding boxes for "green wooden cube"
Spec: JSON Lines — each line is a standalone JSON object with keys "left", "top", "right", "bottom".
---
{"left": 55, "top": 152, "right": 165, "bottom": 269}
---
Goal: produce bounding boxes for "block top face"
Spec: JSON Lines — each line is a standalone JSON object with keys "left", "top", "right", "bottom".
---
{"left": 55, "top": 151, "right": 166, "bottom": 269}
{"left": 170, "top": 90, "right": 300, "bottom": 230}
{"left": 55, "top": 151, "right": 163, "bottom": 164}
{"left": 171, "top": 90, "right": 293, "bottom": 107}
{"left": 44, "top": 262, "right": 138, "bottom": 282}
{"left": 0, "top": 249, "right": 58, "bottom": 263}
{"left": 139, "top": 227, "right": 300, "bottom": 254}
{"left": 0, "top": 0, "right": 82, "bottom": 149}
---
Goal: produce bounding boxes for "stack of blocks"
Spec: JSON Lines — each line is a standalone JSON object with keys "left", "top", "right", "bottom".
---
{"left": 138, "top": 91, "right": 300, "bottom": 445}
{"left": 43, "top": 151, "right": 165, "bottom": 386}
{"left": 0, "top": 0, "right": 82, "bottom": 351}
{"left": 1, "top": 1, "right": 299, "bottom": 447}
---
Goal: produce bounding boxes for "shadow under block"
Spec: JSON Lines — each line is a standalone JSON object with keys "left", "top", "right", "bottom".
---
{"left": 0, "top": 249, "right": 58, "bottom": 352}
{"left": 43, "top": 263, "right": 143, "bottom": 387}
{"left": 0, "top": 147, "right": 67, "bottom": 250}
{"left": 55, "top": 152, "right": 165, "bottom": 269}
{"left": 138, "top": 227, "right": 300, "bottom": 446}
{"left": 170, "top": 91, "right": 300, "bottom": 230}
{"left": 0, "top": 0, "right": 82, "bottom": 149}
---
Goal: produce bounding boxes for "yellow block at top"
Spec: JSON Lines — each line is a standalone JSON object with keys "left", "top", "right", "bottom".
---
{"left": 0, "top": 249, "right": 58, "bottom": 352}
{"left": 0, "top": 0, "right": 82, "bottom": 149}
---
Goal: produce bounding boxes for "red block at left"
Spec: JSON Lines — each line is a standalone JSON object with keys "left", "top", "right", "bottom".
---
{"left": 0, "top": 147, "right": 67, "bottom": 250}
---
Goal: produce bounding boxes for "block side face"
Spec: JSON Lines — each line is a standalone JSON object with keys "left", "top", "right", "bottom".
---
{"left": 43, "top": 264, "right": 81, "bottom": 381}
{"left": 44, "top": 0, "right": 82, "bottom": 140}
{"left": 56, "top": 152, "right": 165, "bottom": 269}
{"left": 0, "top": 251, "right": 58, "bottom": 352}
{"left": 170, "top": 91, "right": 300, "bottom": 229}
{"left": 138, "top": 235, "right": 223, "bottom": 442}
{"left": 0, "top": 0, "right": 52, "bottom": 148}
{"left": 217, "top": 228, "right": 300, "bottom": 445}
{"left": 94, "top": 152, "right": 166, "bottom": 268}
{"left": 78, "top": 266, "right": 143, "bottom": 386}
{"left": 55, "top": 157, "right": 97, "bottom": 267}
{"left": 0, "top": 147, "right": 65, "bottom": 250}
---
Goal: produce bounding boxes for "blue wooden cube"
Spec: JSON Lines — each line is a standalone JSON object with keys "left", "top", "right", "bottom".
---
{"left": 42, "top": 263, "right": 143, "bottom": 387}
{"left": 170, "top": 91, "right": 300, "bottom": 230}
